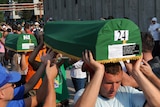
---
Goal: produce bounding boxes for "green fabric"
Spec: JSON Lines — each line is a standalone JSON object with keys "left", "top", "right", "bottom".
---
{"left": 5, "top": 34, "right": 37, "bottom": 52}
{"left": 0, "top": 32, "right": 2, "bottom": 38}
{"left": 42, "top": 63, "right": 69, "bottom": 103}
{"left": 44, "top": 20, "right": 105, "bottom": 59}
{"left": 44, "top": 19, "right": 142, "bottom": 63}
{"left": 55, "top": 64, "right": 69, "bottom": 103}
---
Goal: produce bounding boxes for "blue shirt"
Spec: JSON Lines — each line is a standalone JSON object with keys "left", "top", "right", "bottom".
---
{"left": 7, "top": 85, "right": 25, "bottom": 107}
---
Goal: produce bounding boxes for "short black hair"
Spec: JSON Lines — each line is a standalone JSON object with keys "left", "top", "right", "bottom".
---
{"left": 104, "top": 62, "right": 122, "bottom": 74}
{"left": 141, "top": 32, "right": 154, "bottom": 52}
{"left": 12, "top": 24, "right": 18, "bottom": 30}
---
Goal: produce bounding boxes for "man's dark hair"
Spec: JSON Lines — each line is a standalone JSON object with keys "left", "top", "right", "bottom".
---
{"left": 24, "top": 23, "right": 30, "bottom": 29}
{"left": 107, "top": 16, "right": 114, "bottom": 20}
{"left": 12, "top": 24, "right": 18, "bottom": 31}
{"left": 141, "top": 32, "right": 154, "bottom": 52}
{"left": 7, "top": 28, "right": 11, "bottom": 32}
{"left": 17, "top": 25, "right": 22, "bottom": 31}
{"left": 104, "top": 62, "right": 122, "bottom": 74}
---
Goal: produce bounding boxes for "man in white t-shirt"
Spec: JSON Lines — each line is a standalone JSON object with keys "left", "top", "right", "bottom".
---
{"left": 70, "top": 60, "right": 87, "bottom": 92}
{"left": 148, "top": 17, "right": 160, "bottom": 57}
{"left": 74, "top": 50, "right": 160, "bottom": 107}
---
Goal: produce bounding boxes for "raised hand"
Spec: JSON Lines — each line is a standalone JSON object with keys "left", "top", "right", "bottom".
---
{"left": 46, "top": 60, "right": 58, "bottom": 80}
{"left": 82, "top": 50, "right": 104, "bottom": 73}
{"left": 140, "top": 60, "right": 154, "bottom": 77}
{"left": 34, "top": 30, "right": 44, "bottom": 45}
{"left": 41, "top": 48, "right": 55, "bottom": 65}
{"left": 130, "top": 55, "right": 143, "bottom": 77}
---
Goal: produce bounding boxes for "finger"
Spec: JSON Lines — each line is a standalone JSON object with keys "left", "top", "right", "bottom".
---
{"left": 49, "top": 50, "right": 55, "bottom": 58}
{"left": 134, "top": 55, "right": 143, "bottom": 67}
{"left": 47, "top": 48, "right": 52, "bottom": 54}
{"left": 85, "top": 49, "right": 89, "bottom": 62}
{"left": 88, "top": 50, "right": 93, "bottom": 61}
{"left": 46, "top": 60, "right": 51, "bottom": 68}
{"left": 142, "top": 59, "right": 149, "bottom": 66}
{"left": 140, "top": 64, "right": 145, "bottom": 70}
{"left": 82, "top": 49, "right": 87, "bottom": 62}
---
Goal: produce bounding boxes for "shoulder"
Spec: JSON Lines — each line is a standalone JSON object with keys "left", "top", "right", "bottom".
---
{"left": 148, "top": 56, "right": 160, "bottom": 69}
{"left": 118, "top": 85, "right": 134, "bottom": 91}
{"left": 117, "top": 86, "right": 145, "bottom": 101}
{"left": 13, "top": 85, "right": 25, "bottom": 99}
{"left": 117, "top": 86, "right": 143, "bottom": 94}
{"left": 116, "top": 86, "right": 145, "bottom": 106}
{"left": 73, "top": 88, "right": 85, "bottom": 104}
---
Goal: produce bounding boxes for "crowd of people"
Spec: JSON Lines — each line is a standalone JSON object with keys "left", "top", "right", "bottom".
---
{"left": 0, "top": 16, "right": 160, "bottom": 107}
{"left": 0, "top": 21, "right": 70, "bottom": 107}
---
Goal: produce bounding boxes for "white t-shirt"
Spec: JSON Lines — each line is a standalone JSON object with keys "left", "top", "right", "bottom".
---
{"left": 74, "top": 86, "right": 146, "bottom": 107}
{"left": 148, "top": 23, "right": 160, "bottom": 41}
{"left": 70, "top": 60, "right": 87, "bottom": 79}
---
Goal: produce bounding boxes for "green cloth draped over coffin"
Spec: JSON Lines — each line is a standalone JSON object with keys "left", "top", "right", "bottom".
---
{"left": 44, "top": 19, "right": 142, "bottom": 63}
{"left": 5, "top": 34, "right": 37, "bottom": 52}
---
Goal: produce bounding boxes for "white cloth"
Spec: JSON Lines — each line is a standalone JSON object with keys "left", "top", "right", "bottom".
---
{"left": 74, "top": 86, "right": 146, "bottom": 107}
{"left": 70, "top": 60, "right": 87, "bottom": 79}
{"left": 148, "top": 21, "right": 160, "bottom": 41}
{"left": 12, "top": 53, "right": 28, "bottom": 75}
{"left": 119, "top": 61, "right": 127, "bottom": 72}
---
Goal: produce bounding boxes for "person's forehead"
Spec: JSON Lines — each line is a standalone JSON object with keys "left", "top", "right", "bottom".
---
{"left": 103, "top": 72, "right": 123, "bottom": 81}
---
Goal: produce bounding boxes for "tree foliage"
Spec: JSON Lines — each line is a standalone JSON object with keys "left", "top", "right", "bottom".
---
{"left": 16, "top": 0, "right": 34, "bottom": 21}
{"left": 0, "top": 0, "right": 8, "bottom": 22}
{"left": 0, "top": 0, "right": 8, "bottom": 4}
{"left": 0, "top": 0, "right": 34, "bottom": 23}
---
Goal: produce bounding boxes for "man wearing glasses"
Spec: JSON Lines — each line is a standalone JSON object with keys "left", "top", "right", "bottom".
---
{"left": 0, "top": 64, "right": 21, "bottom": 107}
{"left": 0, "top": 54, "right": 58, "bottom": 107}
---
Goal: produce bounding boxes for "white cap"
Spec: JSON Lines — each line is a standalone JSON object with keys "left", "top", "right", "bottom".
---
{"left": 2, "top": 25, "right": 7, "bottom": 31}
{"left": 35, "top": 22, "right": 40, "bottom": 25}
{"left": 152, "top": 17, "right": 157, "bottom": 22}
